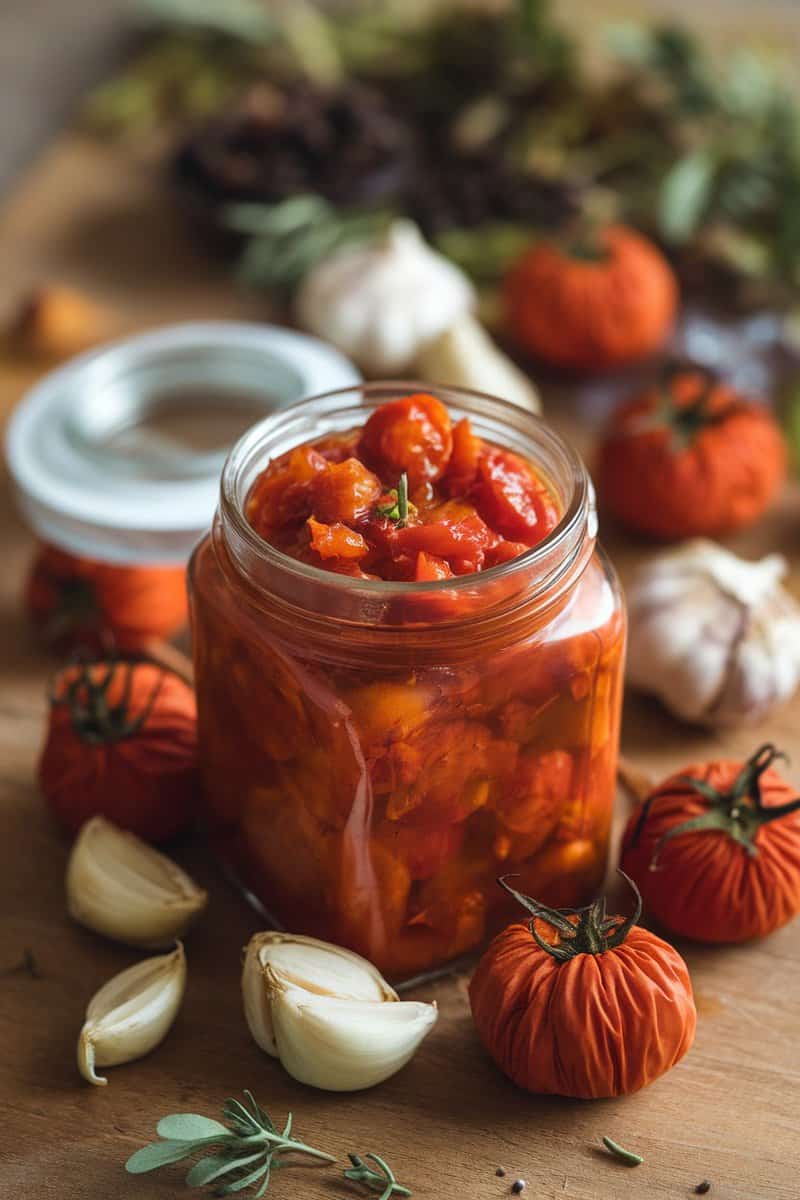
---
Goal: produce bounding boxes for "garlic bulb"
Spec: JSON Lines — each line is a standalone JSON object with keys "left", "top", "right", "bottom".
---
{"left": 626, "top": 539, "right": 800, "bottom": 727}
{"left": 415, "top": 315, "right": 541, "bottom": 414}
{"left": 78, "top": 943, "right": 186, "bottom": 1086}
{"left": 242, "top": 931, "right": 437, "bottom": 1091}
{"left": 66, "top": 816, "right": 207, "bottom": 948}
{"left": 296, "top": 219, "right": 475, "bottom": 374}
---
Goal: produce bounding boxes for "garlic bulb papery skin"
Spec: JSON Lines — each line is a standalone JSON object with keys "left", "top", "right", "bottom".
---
{"left": 77, "top": 943, "right": 186, "bottom": 1086}
{"left": 295, "top": 219, "right": 475, "bottom": 375}
{"left": 415, "top": 315, "right": 541, "bottom": 414}
{"left": 66, "top": 816, "right": 207, "bottom": 948}
{"left": 242, "top": 931, "right": 437, "bottom": 1091}
{"left": 626, "top": 539, "right": 800, "bottom": 727}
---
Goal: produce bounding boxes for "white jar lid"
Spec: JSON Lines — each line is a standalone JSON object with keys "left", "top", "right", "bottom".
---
{"left": 6, "top": 321, "right": 359, "bottom": 565}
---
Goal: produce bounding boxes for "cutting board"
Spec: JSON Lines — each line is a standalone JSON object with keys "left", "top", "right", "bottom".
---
{"left": 1, "top": 132, "right": 799, "bottom": 1200}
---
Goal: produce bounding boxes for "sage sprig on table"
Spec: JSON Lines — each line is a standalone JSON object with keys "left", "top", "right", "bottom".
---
{"left": 344, "top": 1153, "right": 412, "bottom": 1199}
{"left": 125, "top": 1090, "right": 334, "bottom": 1196}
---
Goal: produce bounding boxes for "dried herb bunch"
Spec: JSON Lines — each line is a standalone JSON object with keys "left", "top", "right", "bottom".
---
{"left": 87, "top": 0, "right": 800, "bottom": 308}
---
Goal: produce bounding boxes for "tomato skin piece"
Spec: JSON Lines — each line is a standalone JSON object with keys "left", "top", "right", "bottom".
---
{"left": 415, "top": 552, "right": 454, "bottom": 581}
{"left": 358, "top": 393, "right": 453, "bottom": 488}
{"left": 485, "top": 539, "right": 532, "bottom": 567}
{"left": 378, "top": 818, "right": 465, "bottom": 881}
{"left": 394, "top": 501, "right": 494, "bottom": 573}
{"left": 307, "top": 517, "right": 369, "bottom": 560}
{"left": 472, "top": 448, "right": 559, "bottom": 545}
{"left": 311, "top": 458, "right": 382, "bottom": 524}
{"left": 444, "top": 418, "right": 482, "bottom": 495}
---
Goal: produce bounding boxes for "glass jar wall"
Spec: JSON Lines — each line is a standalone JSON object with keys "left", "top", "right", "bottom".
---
{"left": 189, "top": 384, "right": 625, "bottom": 981}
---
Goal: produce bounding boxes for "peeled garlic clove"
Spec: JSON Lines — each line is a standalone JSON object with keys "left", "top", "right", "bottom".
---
{"left": 242, "top": 930, "right": 397, "bottom": 1055}
{"left": 415, "top": 315, "right": 541, "bottom": 414}
{"left": 626, "top": 539, "right": 800, "bottom": 727}
{"left": 66, "top": 816, "right": 207, "bottom": 948}
{"left": 78, "top": 943, "right": 186, "bottom": 1086}
{"left": 269, "top": 979, "right": 437, "bottom": 1092}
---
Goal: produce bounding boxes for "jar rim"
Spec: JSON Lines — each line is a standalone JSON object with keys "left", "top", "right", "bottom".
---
{"left": 217, "top": 382, "right": 593, "bottom": 622}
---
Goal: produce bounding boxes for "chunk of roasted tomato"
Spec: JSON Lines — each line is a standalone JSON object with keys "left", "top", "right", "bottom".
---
{"left": 471, "top": 448, "right": 559, "bottom": 545}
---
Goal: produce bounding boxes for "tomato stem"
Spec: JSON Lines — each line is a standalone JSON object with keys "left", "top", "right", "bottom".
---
{"left": 498, "top": 870, "right": 642, "bottom": 962}
{"left": 50, "top": 659, "right": 164, "bottom": 746}
{"left": 638, "top": 743, "right": 800, "bottom": 865}
{"left": 655, "top": 360, "right": 743, "bottom": 451}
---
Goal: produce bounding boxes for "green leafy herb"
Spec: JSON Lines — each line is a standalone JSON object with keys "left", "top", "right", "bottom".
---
{"left": 601, "top": 1136, "right": 643, "bottom": 1167}
{"left": 344, "top": 1153, "right": 411, "bottom": 1200}
{"left": 226, "top": 195, "right": 392, "bottom": 293}
{"left": 374, "top": 473, "right": 414, "bottom": 527}
{"left": 659, "top": 150, "right": 716, "bottom": 242}
{"left": 138, "top": 0, "right": 277, "bottom": 44}
{"left": 125, "top": 1090, "right": 334, "bottom": 1197}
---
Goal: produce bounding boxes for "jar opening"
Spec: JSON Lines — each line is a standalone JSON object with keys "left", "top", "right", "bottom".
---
{"left": 217, "top": 382, "right": 594, "bottom": 630}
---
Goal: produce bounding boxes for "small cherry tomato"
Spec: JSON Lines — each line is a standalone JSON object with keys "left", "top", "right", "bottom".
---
{"left": 358, "top": 393, "right": 453, "bottom": 488}
{"left": 472, "top": 449, "right": 558, "bottom": 545}
{"left": 311, "top": 457, "right": 383, "bottom": 524}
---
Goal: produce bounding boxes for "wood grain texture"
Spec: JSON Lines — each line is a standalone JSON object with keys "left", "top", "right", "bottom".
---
{"left": 1, "top": 134, "right": 800, "bottom": 1200}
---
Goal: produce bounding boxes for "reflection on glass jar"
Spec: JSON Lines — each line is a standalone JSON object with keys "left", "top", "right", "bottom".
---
{"left": 189, "top": 384, "right": 625, "bottom": 981}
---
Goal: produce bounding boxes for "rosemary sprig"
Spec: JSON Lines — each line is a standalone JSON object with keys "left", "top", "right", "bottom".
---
{"left": 374, "top": 473, "right": 414, "bottom": 527}
{"left": 125, "top": 1090, "right": 334, "bottom": 1197}
{"left": 344, "top": 1153, "right": 412, "bottom": 1200}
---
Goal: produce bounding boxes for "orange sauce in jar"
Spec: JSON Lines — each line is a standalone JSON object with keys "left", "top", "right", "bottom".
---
{"left": 190, "top": 385, "right": 625, "bottom": 980}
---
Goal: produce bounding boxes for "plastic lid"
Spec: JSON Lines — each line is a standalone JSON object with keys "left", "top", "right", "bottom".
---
{"left": 5, "top": 321, "right": 360, "bottom": 565}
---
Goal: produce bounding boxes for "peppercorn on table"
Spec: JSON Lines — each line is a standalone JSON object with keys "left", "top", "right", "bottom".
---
{"left": 1, "top": 132, "right": 799, "bottom": 1200}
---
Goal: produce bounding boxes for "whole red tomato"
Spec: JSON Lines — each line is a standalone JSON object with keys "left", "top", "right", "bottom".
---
{"left": 470, "top": 873, "right": 696, "bottom": 1098}
{"left": 596, "top": 365, "right": 786, "bottom": 539}
{"left": 39, "top": 660, "right": 199, "bottom": 843}
{"left": 621, "top": 744, "right": 800, "bottom": 942}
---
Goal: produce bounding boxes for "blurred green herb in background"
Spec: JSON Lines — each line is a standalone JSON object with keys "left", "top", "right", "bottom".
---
{"left": 83, "top": 0, "right": 800, "bottom": 309}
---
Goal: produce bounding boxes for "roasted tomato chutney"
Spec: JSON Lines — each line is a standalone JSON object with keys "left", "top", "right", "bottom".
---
{"left": 189, "top": 385, "right": 625, "bottom": 980}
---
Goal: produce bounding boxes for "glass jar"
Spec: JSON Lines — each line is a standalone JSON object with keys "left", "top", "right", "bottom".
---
{"left": 189, "top": 383, "right": 625, "bottom": 981}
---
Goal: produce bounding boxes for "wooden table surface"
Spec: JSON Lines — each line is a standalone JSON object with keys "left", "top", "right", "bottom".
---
{"left": 2, "top": 131, "right": 800, "bottom": 1200}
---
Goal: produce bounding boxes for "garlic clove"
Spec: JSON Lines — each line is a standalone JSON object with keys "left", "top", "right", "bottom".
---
{"left": 268, "top": 975, "right": 438, "bottom": 1092}
{"left": 415, "top": 315, "right": 541, "bottom": 414}
{"left": 78, "top": 943, "right": 186, "bottom": 1086}
{"left": 242, "top": 931, "right": 397, "bottom": 1055}
{"left": 66, "top": 816, "right": 207, "bottom": 948}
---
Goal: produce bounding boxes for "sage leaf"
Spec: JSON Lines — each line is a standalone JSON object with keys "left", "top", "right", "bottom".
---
{"left": 659, "top": 150, "right": 716, "bottom": 242}
{"left": 157, "top": 1114, "right": 231, "bottom": 1141}
{"left": 126, "top": 1139, "right": 214, "bottom": 1174}
{"left": 186, "top": 1150, "right": 265, "bottom": 1187}
{"left": 220, "top": 1160, "right": 271, "bottom": 1195}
